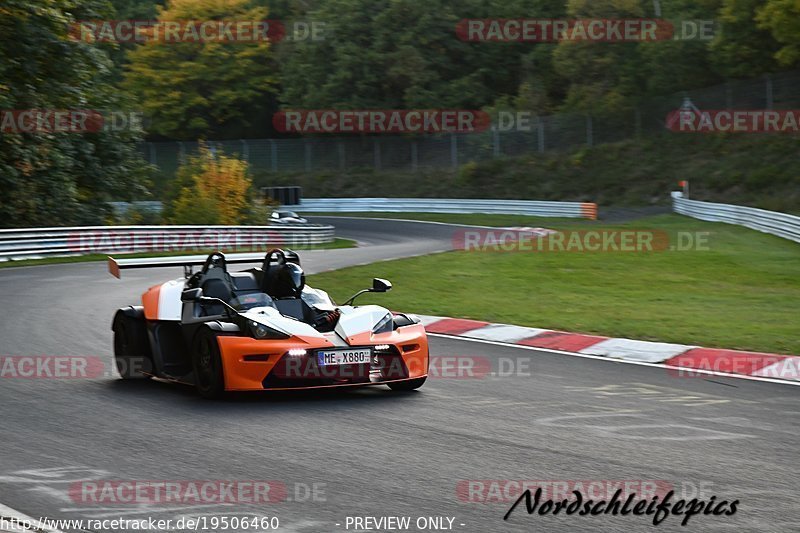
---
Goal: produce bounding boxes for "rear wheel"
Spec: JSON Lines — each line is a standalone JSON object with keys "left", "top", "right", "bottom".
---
{"left": 112, "top": 312, "right": 153, "bottom": 379}
{"left": 388, "top": 376, "right": 427, "bottom": 391}
{"left": 191, "top": 328, "right": 225, "bottom": 399}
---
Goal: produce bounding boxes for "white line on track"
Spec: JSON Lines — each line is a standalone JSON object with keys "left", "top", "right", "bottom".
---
{"left": 430, "top": 333, "right": 800, "bottom": 388}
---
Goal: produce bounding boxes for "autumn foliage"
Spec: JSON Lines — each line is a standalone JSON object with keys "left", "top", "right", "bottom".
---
{"left": 168, "top": 144, "right": 252, "bottom": 225}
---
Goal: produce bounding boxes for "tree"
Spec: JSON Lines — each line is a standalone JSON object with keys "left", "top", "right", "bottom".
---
{"left": 123, "top": 0, "right": 277, "bottom": 140}
{"left": 637, "top": 0, "right": 723, "bottom": 96}
{"left": 552, "top": 0, "right": 649, "bottom": 116}
{"left": 0, "top": 0, "right": 150, "bottom": 228}
{"left": 757, "top": 0, "right": 800, "bottom": 67}
{"left": 710, "top": 0, "right": 782, "bottom": 77}
{"left": 167, "top": 144, "right": 253, "bottom": 225}
{"left": 279, "top": 0, "right": 541, "bottom": 111}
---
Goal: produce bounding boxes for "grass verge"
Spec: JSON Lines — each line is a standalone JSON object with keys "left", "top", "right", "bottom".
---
{"left": 309, "top": 214, "right": 800, "bottom": 355}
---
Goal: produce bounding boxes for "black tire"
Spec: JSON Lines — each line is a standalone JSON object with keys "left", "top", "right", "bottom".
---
{"left": 191, "top": 328, "right": 225, "bottom": 399}
{"left": 387, "top": 376, "right": 427, "bottom": 391}
{"left": 112, "top": 312, "right": 153, "bottom": 379}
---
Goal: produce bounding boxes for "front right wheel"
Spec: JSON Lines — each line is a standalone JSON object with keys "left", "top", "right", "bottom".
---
{"left": 191, "top": 328, "right": 226, "bottom": 399}
{"left": 387, "top": 376, "right": 427, "bottom": 391}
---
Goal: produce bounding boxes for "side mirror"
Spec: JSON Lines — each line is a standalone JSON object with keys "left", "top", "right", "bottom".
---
{"left": 343, "top": 278, "right": 393, "bottom": 306}
{"left": 181, "top": 288, "right": 203, "bottom": 302}
{"left": 372, "top": 278, "right": 392, "bottom": 293}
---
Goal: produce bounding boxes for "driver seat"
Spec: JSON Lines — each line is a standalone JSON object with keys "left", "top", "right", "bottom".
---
{"left": 198, "top": 261, "right": 235, "bottom": 315}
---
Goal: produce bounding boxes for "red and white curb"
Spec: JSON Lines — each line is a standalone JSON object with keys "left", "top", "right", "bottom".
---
{"left": 417, "top": 315, "right": 800, "bottom": 384}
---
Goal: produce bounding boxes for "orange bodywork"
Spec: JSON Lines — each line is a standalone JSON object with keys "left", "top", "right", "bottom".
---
{"left": 142, "top": 284, "right": 161, "bottom": 320}
{"left": 217, "top": 324, "right": 429, "bottom": 391}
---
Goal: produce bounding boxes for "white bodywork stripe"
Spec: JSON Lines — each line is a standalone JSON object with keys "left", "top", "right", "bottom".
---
{"left": 157, "top": 279, "right": 185, "bottom": 321}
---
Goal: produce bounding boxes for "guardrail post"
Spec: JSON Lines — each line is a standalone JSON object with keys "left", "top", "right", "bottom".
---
{"left": 765, "top": 74, "right": 773, "bottom": 110}
{"left": 725, "top": 81, "right": 733, "bottom": 110}
{"left": 538, "top": 119, "right": 545, "bottom": 153}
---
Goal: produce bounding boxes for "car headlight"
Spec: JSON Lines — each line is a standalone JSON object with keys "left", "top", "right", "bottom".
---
{"left": 249, "top": 320, "right": 289, "bottom": 340}
{"left": 372, "top": 313, "right": 394, "bottom": 335}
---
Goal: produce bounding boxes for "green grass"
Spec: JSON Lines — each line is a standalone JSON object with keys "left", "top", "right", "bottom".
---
{"left": 0, "top": 238, "right": 356, "bottom": 270}
{"left": 309, "top": 214, "right": 800, "bottom": 355}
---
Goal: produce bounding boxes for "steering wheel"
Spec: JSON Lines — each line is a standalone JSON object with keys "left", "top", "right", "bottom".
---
{"left": 201, "top": 252, "right": 227, "bottom": 275}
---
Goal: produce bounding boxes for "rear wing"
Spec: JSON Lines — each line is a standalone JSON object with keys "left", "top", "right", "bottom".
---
{"left": 108, "top": 250, "right": 300, "bottom": 278}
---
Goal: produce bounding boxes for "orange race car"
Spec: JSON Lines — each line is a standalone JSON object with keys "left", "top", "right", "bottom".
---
{"left": 110, "top": 249, "right": 429, "bottom": 398}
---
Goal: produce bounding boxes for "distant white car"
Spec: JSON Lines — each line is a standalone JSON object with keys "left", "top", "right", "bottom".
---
{"left": 270, "top": 210, "right": 308, "bottom": 225}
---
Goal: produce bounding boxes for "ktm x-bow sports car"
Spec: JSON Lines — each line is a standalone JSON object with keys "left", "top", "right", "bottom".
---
{"left": 109, "top": 249, "right": 429, "bottom": 398}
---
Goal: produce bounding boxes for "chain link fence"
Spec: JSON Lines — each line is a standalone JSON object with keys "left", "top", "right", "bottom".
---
{"left": 140, "top": 70, "right": 800, "bottom": 178}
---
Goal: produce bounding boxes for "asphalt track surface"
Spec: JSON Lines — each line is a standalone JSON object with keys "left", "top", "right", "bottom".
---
{"left": 0, "top": 217, "right": 798, "bottom": 533}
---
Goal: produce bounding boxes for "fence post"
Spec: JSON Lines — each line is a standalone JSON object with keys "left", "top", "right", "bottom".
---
{"left": 411, "top": 140, "right": 418, "bottom": 172}
{"left": 538, "top": 118, "right": 545, "bottom": 153}
{"left": 492, "top": 129, "right": 500, "bottom": 158}
{"left": 450, "top": 134, "right": 458, "bottom": 168}
{"left": 304, "top": 140, "right": 312, "bottom": 173}
{"left": 725, "top": 81, "right": 733, "bottom": 110}
{"left": 240, "top": 139, "right": 249, "bottom": 163}
{"left": 270, "top": 140, "right": 277, "bottom": 172}
{"left": 586, "top": 115, "right": 593, "bottom": 147}
{"left": 765, "top": 74, "right": 773, "bottom": 110}
{"left": 374, "top": 139, "right": 381, "bottom": 170}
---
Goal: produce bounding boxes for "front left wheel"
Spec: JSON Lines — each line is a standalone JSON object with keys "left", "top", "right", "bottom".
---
{"left": 191, "top": 328, "right": 225, "bottom": 399}
{"left": 112, "top": 311, "right": 153, "bottom": 379}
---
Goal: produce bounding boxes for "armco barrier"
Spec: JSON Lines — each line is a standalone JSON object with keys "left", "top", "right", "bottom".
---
{"left": 672, "top": 192, "right": 800, "bottom": 244}
{"left": 294, "top": 198, "right": 598, "bottom": 219}
{"left": 0, "top": 225, "right": 335, "bottom": 261}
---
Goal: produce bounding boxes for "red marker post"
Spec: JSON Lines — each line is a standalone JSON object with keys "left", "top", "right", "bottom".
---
{"left": 679, "top": 180, "right": 689, "bottom": 198}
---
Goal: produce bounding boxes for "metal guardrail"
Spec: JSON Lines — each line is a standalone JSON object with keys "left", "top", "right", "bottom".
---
{"left": 295, "top": 198, "right": 598, "bottom": 219}
{"left": 672, "top": 193, "right": 800, "bottom": 244}
{"left": 0, "top": 225, "right": 335, "bottom": 261}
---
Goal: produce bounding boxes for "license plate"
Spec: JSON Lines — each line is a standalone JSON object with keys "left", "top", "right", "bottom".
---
{"left": 317, "top": 349, "right": 372, "bottom": 366}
